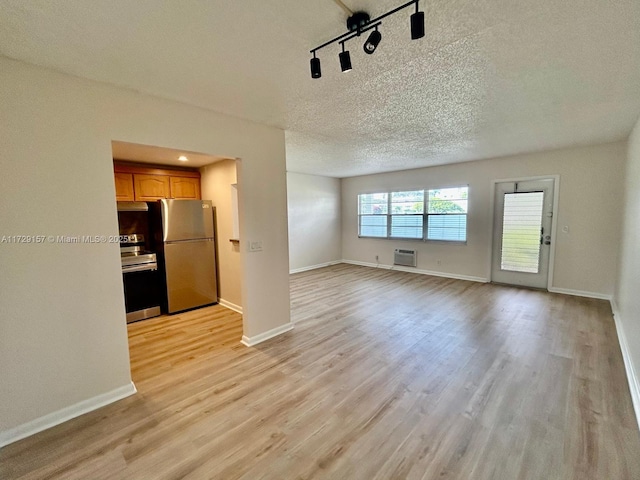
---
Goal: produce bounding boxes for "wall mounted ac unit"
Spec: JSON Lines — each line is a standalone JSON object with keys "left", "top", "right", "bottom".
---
{"left": 394, "top": 248, "right": 417, "bottom": 267}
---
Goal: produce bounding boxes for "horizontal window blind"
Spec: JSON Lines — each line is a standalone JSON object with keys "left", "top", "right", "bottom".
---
{"left": 500, "top": 192, "right": 543, "bottom": 273}
{"left": 391, "top": 215, "right": 423, "bottom": 239}
{"left": 360, "top": 215, "right": 388, "bottom": 237}
{"left": 427, "top": 214, "right": 467, "bottom": 241}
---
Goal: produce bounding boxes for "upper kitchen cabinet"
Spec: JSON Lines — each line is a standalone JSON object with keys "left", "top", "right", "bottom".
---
{"left": 170, "top": 177, "right": 200, "bottom": 200}
{"left": 114, "top": 172, "right": 135, "bottom": 201}
{"left": 113, "top": 161, "right": 201, "bottom": 201}
{"left": 134, "top": 174, "right": 170, "bottom": 201}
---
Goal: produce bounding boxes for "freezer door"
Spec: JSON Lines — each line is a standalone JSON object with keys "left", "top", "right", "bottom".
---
{"left": 161, "top": 199, "right": 214, "bottom": 241}
{"left": 164, "top": 239, "right": 218, "bottom": 313}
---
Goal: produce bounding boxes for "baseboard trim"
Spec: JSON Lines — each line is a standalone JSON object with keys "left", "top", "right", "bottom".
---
{"left": 219, "top": 298, "right": 243, "bottom": 314}
{"left": 290, "top": 260, "right": 342, "bottom": 274}
{"left": 339, "top": 262, "right": 611, "bottom": 298}
{"left": 0, "top": 381, "right": 137, "bottom": 449}
{"left": 547, "top": 287, "right": 612, "bottom": 301}
{"left": 610, "top": 302, "right": 640, "bottom": 431}
{"left": 341, "top": 259, "right": 488, "bottom": 283}
{"left": 241, "top": 323, "right": 294, "bottom": 347}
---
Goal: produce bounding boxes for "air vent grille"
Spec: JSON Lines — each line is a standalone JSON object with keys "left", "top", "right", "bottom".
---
{"left": 394, "top": 248, "right": 417, "bottom": 267}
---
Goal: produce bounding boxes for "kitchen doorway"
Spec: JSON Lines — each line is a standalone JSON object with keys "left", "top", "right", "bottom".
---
{"left": 111, "top": 140, "right": 244, "bottom": 382}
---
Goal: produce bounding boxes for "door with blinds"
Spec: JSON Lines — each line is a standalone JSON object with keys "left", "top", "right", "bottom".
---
{"left": 491, "top": 179, "right": 554, "bottom": 289}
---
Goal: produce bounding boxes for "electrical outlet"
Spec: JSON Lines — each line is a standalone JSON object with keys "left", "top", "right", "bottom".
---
{"left": 375, "top": 255, "right": 379, "bottom": 262}
{"left": 436, "top": 260, "right": 441, "bottom": 266}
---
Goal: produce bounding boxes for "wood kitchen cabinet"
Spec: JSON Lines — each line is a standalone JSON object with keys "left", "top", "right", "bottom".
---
{"left": 170, "top": 176, "right": 200, "bottom": 199}
{"left": 133, "top": 174, "right": 171, "bottom": 201}
{"left": 113, "top": 161, "right": 201, "bottom": 201}
{"left": 114, "top": 172, "right": 135, "bottom": 201}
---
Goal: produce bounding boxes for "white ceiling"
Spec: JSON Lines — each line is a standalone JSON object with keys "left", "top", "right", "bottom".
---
{"left": 0, "top": 0, "right": 639, "bottom": 177}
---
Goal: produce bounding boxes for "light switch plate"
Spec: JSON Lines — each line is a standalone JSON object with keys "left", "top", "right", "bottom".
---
{"left": 248, "top": 241, "right": 263, "bottom": 252}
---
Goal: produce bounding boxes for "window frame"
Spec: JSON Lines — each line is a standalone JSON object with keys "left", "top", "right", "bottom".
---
{"left": 357, "top": 185, "right": 469, "bottom": 244}
{"left": 389, "top": 190, "right": 425, "bottom": 240}
{"left": 425, "top": 187, "right": 469, "bottom": 243}
{"left": 357, "top": 192, "right": 389, "bottom": 238}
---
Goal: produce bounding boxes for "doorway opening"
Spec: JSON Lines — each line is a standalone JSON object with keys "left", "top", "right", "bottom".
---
{"left": 491, "top": 178, "right": 557, "bottom": 289}
{"left": 110, "top": 140, "right": 243, "bottom": 383}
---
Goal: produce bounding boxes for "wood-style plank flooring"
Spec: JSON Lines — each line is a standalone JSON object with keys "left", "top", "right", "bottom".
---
{"left": 2, "top": 264, "right": 639, "bottom": 479}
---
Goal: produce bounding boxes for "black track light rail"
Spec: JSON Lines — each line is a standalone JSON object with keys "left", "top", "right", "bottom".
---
{"left": 310, "top": 0, "right": 420, "bottom": 55}
{"left": 312, "top": 21, "right": 381, "bottom": 55}
{"left": 337, "top": 21, "right": 381, "bottom": 49}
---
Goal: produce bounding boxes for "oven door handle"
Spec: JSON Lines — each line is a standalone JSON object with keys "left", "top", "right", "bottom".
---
{"left": 122, "top": 263, "right": 158, "bottom": 274}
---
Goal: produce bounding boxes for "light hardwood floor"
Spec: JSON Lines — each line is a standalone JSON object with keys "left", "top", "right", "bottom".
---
{"left": 2, "top": 264, "right": 639, "bottom": 479}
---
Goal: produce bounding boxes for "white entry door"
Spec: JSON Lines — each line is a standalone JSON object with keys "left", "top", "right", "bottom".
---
{"left": 491, "top": 179, "right": 554, "bottom": 289}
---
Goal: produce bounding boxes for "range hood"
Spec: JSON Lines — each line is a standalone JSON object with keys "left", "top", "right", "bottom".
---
{"left": 117, "top": 201, "right": 149, "bottom": 212}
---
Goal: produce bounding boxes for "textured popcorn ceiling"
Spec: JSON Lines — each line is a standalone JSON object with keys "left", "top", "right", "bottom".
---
{"left": 0, "top": 0, "right": 639, "bottom": 177}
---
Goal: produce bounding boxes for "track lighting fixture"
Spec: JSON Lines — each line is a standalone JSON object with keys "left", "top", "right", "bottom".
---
{"left": 363, "top": 27, "right": 382, "bottom": 54}
{"left": 339, "top": 43, "right": 352, "bottom": 72}
{"left": 410, "top": 3, "right": 425, "bottom": 40}
{"left": 310, "top": 53, "right": 322, "bottom": 78}
{"left": 309, "top": 0, "right": 425, "bottom": 78}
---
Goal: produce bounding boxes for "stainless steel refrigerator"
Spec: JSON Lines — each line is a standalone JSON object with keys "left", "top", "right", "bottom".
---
{"left": 158, "top": 199, "right": 218, "bottom": 313}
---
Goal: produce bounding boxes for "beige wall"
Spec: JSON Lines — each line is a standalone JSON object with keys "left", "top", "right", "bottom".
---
{"left": 200, "top": 160, "right": 242, "bottom": 308}
{"left": 0, "top": 57, "right": 290, "bottom": 436}
{"left": 342, "top": 142, "right": 626, "bottom": 296}
{"left": 615, "top": 115, "right": 640, "bottom": 415}
{"left": 287, "top": 172, "right": 341, "bottom": 272}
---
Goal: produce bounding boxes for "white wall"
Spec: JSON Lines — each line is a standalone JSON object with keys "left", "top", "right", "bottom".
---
{"left": 342, "top": 142, "right": 626, "bottom": 296}
{"left": 0, "top": 57, "right": 290, "bottom": 439}
{"left": 615, "top": 115, "right": 640, "bottom": 420}
{"left": 287, "top": 172, "right": 341, "bottom": 272}
{"left": 200, "top": 159, "right": 242, "bottom": 310}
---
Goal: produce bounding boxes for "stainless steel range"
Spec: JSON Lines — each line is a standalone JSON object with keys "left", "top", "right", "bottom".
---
{"left": 120, "top": 234, "right": 162, "bottom": 323}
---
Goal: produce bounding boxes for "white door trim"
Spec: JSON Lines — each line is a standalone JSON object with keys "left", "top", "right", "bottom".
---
{"left": 488, "top": 175, "right": 560, "bottom": 289}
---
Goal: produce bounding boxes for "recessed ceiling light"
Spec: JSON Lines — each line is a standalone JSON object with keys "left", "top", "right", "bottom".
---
{"left": 178, "top": 155, "right": 189, "bottom": 162}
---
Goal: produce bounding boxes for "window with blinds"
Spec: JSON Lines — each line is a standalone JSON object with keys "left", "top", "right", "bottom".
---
{"left": 358, "top": 193, "right": 388, "bottom": 237}
{"left": 426, "top": 187, "right": 468, "bottom": 242}
{"left": 390, "top": 191, "right": 424, "bottom": 239}
{"left": 357, "top": 186, "right": 468, "bottom": 242}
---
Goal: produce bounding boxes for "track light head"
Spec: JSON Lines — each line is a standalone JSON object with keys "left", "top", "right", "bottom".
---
{"left": 363, "top": 29, "right": 382, "bottom": 55}
{"left": 339, "top": 49, "right": 352, "bottom": 73}
{"left": 339, "top": 51, "right": 352, "bottom": 73}
{"left": 410, "top": 11, "right": 425, "bottom": 40}
{"left": 310, "top": 56, "right": 321, "bottom": 79}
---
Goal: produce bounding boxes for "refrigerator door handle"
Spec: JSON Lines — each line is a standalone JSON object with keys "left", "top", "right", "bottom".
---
{"left": 165, "top": 238, "right": 214, "bottom": 244}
